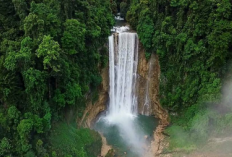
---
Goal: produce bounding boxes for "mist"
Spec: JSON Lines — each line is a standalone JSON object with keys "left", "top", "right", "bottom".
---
{"left": 103, "top": 115, "right": 150, "bottom": 157}
{"left": 167, "top": 78, "right": 232, "bottom": 156}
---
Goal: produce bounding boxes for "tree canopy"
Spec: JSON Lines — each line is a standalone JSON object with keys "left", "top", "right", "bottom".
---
{"left": 126, "top": 0, "right": 232, "bottom": 151}
{"left": 0, "top": 0, "right": 114, "bottom": 156}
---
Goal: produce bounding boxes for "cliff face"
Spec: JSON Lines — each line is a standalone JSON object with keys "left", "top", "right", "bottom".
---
{"left": 79, "top": 39, "right": 169, "bottom": 156}
{"left": 137, "top": 42, "right": 155, "bottom": 115}
{"left": 137, "top": 42, "right": 169, "bottom": 125}
{"left": 136, "top": 42, "right": 169, "bottom": 156}
{"left": 80, "top": 37, "right": 168, "bottom": 127}
{"left": 79, "top": 65, "right": 109, "bottom": 128}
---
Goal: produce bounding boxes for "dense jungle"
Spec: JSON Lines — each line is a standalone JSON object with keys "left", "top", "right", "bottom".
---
{"left": 1, "top": 0, "right": 232, "bottom": 156}
{"left": 126, "top": 0, "right": 232, "bottom": 154}
{"left": 0, "top": 0, "right": 114, "bottom": 156}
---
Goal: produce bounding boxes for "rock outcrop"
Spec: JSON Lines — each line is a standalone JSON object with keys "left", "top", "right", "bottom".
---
{"left": 80, "top": 35, "right": 169, "bottom": 157}
{"left": 137, "top": 42, "right": 169, "bottom": 156}
{"left": 79, "top": 65, "right": 109, "bottom": 128}
{"left": 99, "top": 133, "right": 112, "bottom": 157}
{"left": 137, "top": 42, "right": 168, "bottom": 122}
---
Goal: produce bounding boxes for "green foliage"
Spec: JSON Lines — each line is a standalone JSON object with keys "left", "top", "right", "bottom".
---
{"left": 50, "top": 123, "right": 102, "bottom": 157}
{"left": 216, "top": 112, "right": 232, "bottom": 132}
{"left": 61, "top": 19, "right": 86, "bottom": 55}
{"left": 37, "top": 35, "right": 61, "bottom": 71}
{"left": 127, "top": 0, "right": 232, "bottom": 111}
{"left": 105, "top": 149, "right": 115, "bottom": 157}
{"left": 35, "top": 139, "right": 49, "bottom": 156}
{"left": 127, "top": 0, "right": 232, "bottom": 152}
{"left": 0, "top": 137, "right": 12, "bottom": 156}
{"left": 120, "top": 2, "right": 128, "bottom": 18}
{"left": 167, "top": 106, "right": 232, "bottom": 151}
{"left": 24, "top": 1, "right": 61, "bottom": 38}
{"left": 111, "top": 1, "right": 118, "bottom": 15}
{"left": 137, "top": 9, "right": 154, "bottom": 51}
{"left": 23, "top": 68, "right": 47, "bottom": 111}
{"left": 126, "top": 3, "right": 139, "bottom": 29}
{"left": 166, "top": 125, "right": 196, "bottom": 152}
{"left": 0, "top": 0, "right": 114, "bottom": 156}
{"left": 137, "top": 10, "right": 154, "bottom": 50}
{"left": 17, "top": 119, "right": 33, "bottom": 153}
{"left": 145, "top": 52, "right": 151, "bottom": 60}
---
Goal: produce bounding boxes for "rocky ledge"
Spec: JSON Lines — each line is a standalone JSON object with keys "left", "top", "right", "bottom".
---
{"left": 79, "top": 35, "right": 169, "bottom": 157}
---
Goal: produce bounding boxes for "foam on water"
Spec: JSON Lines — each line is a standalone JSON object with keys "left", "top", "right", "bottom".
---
{"left": 106, "top": 32, "right": 138, "bottom": 123}
{"left": 111, "top": 26, "right": 130, "bottom": 33}
{"left": 99, "top": 28, "right": 151, "bottom": 156}
{"left": 115, "top": 15, "right": 124, "bottom": 20}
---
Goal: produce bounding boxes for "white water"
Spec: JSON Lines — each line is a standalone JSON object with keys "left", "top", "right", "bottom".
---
{"left": 101, "top": 28, "right": 150, "bottom": 156}
{"left": 115, "top": 15, "right": 124, "bottom": 20}
{"left": 111, "top": 26, "right": 130, "bottom": 33}
{"left": 115, "top": 13, "right": 124, "bottom": 21}
{"left": 142, "top": 56, "right": 155, "bottom": 115}
{"left": 106, "top": 32, "right": 139, "bottom": 123}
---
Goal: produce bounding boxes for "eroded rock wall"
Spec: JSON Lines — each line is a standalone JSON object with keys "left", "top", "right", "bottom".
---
{"left": 79, "top": 65, "right": 109, "bottom": 128}
{"left": 137, "top": 42, "right": 169, "bottom": 124}
{"left": 79, "top": 36, "right": 169, "bottom": 157}
{"left": 137, "top": 43, "right": 169, "bottom": 156}
{"left": 80, "top": 36, "right": 168, "bottom": 128}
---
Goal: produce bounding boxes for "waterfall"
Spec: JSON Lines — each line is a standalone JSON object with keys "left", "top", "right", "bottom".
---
{"left": 95, "top": 27, "right": 154, "bottom": 157}
{"left": 142, "top": 57, "right": 154, "bottom": 115}
{"left": 106, "top": 33, "right": 139, "bottom": 123}
{"left": 105, "top": 32, "right": 146, "bottom": 156}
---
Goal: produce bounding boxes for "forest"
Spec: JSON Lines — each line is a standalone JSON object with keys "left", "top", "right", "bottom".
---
{"left": 0, "top": 0, "right": 114, "bottom": 156}
{"left": 1, "top": 0, "right": 232, "bottom": 156}
{"left": 125, "top": 0, "right": 232, "bottom": 152}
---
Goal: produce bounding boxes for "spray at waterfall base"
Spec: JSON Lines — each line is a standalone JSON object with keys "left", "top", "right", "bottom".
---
{"left": 94, "top": 28, "right": 158, "bottom": 157}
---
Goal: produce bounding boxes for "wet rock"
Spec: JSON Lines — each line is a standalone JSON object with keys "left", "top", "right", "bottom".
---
{"left": 79, "top": 65, "right": 109, "bottom": 128}
{"left": 137, "top": 42, "right": 170, "bottom": 157}
{"left": 79, "top": 35, "right": 170, "bottom": 157}
{"left": 144, "top": 135, "right": 148, "bottom": 139}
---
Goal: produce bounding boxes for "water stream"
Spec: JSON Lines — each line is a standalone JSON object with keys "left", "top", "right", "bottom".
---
{"left": 94, "top": 17, "right": 158, "bottom": 157}
{"left": 142, "top": 56, "right": 155, "bottom": 115}
{"left": 94, "top": 115, "right": 158, "bottom": 157}
{"left": 107, "top": 32, "right": 138, "bottom": 122}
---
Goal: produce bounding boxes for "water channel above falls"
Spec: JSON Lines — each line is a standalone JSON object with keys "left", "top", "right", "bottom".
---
{"left": 93, "top": 16, "right": 159, "bottom": 157}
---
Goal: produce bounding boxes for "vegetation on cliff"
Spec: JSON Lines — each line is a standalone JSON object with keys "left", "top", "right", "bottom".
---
{"left": 125, "top": 0, "right": 232, "bottom": 152}
{"left": 0, "top": 0, "right": 114, "bottom": 156}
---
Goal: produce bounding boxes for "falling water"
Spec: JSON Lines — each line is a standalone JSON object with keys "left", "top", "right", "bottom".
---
{"left": 106, "top": 32, "right": 138, "bottom": 123}
{"left": 95, "top": 27, "right": 156, "bottom": 157}
{"left": 102, "top": 31, "right": 149, "bottom": 156}
{"left": 142, "top": 57, "right": 155, "bottom": 115}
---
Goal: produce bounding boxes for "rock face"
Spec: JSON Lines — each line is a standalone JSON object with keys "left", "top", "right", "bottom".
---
{"left": 79, "top": 65, "right": 109, "bottom": 128}
{"left": 137, "top": 42, "right": 169, "bottom": 124}
{"left": 137, "top": 42, "right": 169, "bottom": 156}
{"left": 79, "top": 36, "right": 169, "bottom": 157}
{"left": 80, "top": 35, "right": 168, "bottom": 127}
{"left": 99, "top": 133, "right": 112, "bottom": 157}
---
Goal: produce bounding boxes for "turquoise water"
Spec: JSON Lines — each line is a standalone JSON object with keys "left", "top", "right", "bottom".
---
{"left": 93, "top": 115, "right": 158, "bottom": 157}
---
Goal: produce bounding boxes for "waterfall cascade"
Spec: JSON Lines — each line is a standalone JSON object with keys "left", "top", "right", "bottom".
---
{"left": 94, "top": 25, "right": 157, "bottom": 157}
{"left": 102, "top": 30, "right": 149, "bottom": 156}
{"left": 142, "top": 58, "right": 154, "bottom": 115}
{"left": 106, "top": 32, "right": 139, "bottom": 123}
